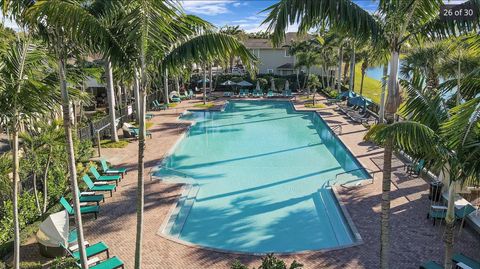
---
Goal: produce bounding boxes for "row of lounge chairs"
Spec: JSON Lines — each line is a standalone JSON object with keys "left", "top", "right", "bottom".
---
{"left": 59, "top": 159, "right": 127, "bottom": 268}
{"left": 337, "top": 103, "right": 376, "bottom": 125}
{"left": 420, "top": 253, "right": 479, "bottom": 269}
{"left": 223, "top": 89, "right": 293, "bottom": 98}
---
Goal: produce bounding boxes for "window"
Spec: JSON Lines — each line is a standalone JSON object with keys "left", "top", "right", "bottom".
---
{"left": 285, "top": 49, "right": 291, "bottom": 57}
{"left": 267, "top": 69, "right": 274, "bottom": 74}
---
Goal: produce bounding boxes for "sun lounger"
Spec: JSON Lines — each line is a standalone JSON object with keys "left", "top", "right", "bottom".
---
{"left": 90, "top": 166, "right": 121, "bottom": 186}
{"left": 145, "top": 114, "right": 153, "bottom": 120}
{"left": 100, "top": 159, "right": 127, "bottom": 178}
{"left": 452, "top": 253, "right": 480, "bottom": 269}
{"left": 151, "top": 100, "right": 166, "bottom": 111}
{"left": 89, "top": 256, "right": 124, "bottom": 269}
{"left": 427, "top": 205, "right": 447, "bottom": 225}
{"left": 239, "top": 89, "right": 247, "bottom": 97}
{"left": 60, "top": 197, "right": 99, "bottom": 219}
{"left": 455, "top": 204, "right": 477, "bottom": 222}
{"left": 82, "top": 175, "right": 116, "bottom": 197}
{"left": 78, "top": 189, "right": 104, "bottom": 205}
{"left": 406, "top": 159, "right": 425, "bottom": 177}
{"left": 267, "top": 91, "right": 274, "bottom": 97}
{"left": 68, "top": 241, "right": 109, "bottom": 261}
{"left": 130, "top": 128, "right": 152, "bottom": 139}
{"left": 419, "top": 261, "right": 443, "bottom": 269}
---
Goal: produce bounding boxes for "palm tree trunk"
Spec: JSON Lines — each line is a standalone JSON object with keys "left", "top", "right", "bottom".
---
{"left": 380, "top": 50, "right": 400, "bottom": 269}
{"left": 209, "top": 64, "right": 213, "bottom": 93}
{"left": 337, "top": 46, "right": 343, "bottom": 93}
{"left": 32, "top": 173, "right": 42, "bottom": 216}
{"left": 360, "top": 71, "right": 365, "bottom": 96}
{"left": 58, "top": 55, "right": 88, "bottom": 269}
{"left": 443, "top": 171, "right": 456, "bottom": 269}
{"left": 42, "top": 149, "right": 52, "bottom": 213}
{"left": 203, "top": 65, "right": 207, "bottom": 104}
{"left": 379, "top": 65, "right": 388, "bottom": 123}
{"left": 349, "top": 44, "right": 356, "bottom": 92}
{"left": 133, "top": 71, "right": 141, "bottom": 123}
{"left": 164, "top": 69, "right": 169, "bottom": 105}
{"left": 105, "top": 60, "right": 118, "bottom": 142}
{"left": 11, "top": 121, "right": 20, "bottom": 269}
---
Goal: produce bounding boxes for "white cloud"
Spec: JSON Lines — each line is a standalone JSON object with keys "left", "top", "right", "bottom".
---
{"left": 181, "top": 0, "right": 235, "bottom": 15}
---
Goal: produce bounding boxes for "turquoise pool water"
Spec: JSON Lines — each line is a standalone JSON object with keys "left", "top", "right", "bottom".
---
{"left": 156, "top": 101, "right": 368, "bottom": 253}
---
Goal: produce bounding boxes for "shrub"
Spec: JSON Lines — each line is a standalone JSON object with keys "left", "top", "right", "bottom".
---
{"left": 100, "top": 139, "right": 129, "bottom": 148}
{"left": 231, "top": 254, "right": 303, "bottom": 269}
{"left": 50, "top": 257, "right": 77, "bottom": 269}
{"left": 19, "top": 261, "right": 42, "bottom": 269}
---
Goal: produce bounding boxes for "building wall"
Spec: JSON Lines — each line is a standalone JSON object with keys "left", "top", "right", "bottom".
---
{"left": 250, "top": 48, "right": 325, "bottom": 76}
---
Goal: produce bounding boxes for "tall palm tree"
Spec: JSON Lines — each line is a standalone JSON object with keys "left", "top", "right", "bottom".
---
{"left": 366, "top": 72, "right": 480, "bottom": 268}
{"left": 294, "top": 50, "right": 321, "bottom": 93}
{"left": 0, "top": 37, "right": 59, "bottom": 269}
{"left": 263, "top": 1, "right": 480, "bottom": 268}
{"left": 219, "top": 25, "right": 245, "bottom": 72}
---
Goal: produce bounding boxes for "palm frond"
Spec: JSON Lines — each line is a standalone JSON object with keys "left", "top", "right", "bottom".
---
{"left": 441, "top": 97, "right": 480, "bottom": 150}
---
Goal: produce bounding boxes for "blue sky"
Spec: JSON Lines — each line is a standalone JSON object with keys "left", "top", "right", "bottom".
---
{"left": 180, "top": 0, "right": 379, "bottom": 32}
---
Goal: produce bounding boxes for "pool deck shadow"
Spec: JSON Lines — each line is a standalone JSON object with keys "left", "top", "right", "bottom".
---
{"left": 20, "top": 93, "right": 480, "bottom": 269}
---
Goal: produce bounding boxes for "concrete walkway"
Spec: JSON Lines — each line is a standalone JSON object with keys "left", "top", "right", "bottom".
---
{"left": 21, "top": 95, "right": 480, "bottom": 268}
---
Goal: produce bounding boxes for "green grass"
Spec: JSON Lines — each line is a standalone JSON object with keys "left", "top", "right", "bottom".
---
{"left": 100, "top": 139, "right": 129, "bottom": 148}
{"left": 305, "top": 103, "right": 326, "bottom": 109}
{"left": 129, "top": 122, "right": 154, "bottom": 130}
{"left": 346, "top": 64, "right": 382, "bottom": 104}
{"left": 193, "top": 102, "right": 215, "bottom": 109}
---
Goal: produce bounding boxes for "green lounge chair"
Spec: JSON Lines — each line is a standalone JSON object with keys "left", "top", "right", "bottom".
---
{"left": 455, "top": 204, "right": 477, "bottom": 220}
{"left": 90, "top": 166, "right": 120, "bottom": 186}
{"left": 170, "top": 96, "right": 181, "bottom": 103}
{"left": 153, "top": 100, "right": 167, "bottom": 110}
{"left": 130, "top": 128, "right": 152, "bottom": 139}
{"left": 407, "top": 159, "right": 425, "bottom": 177}
{"left": 427, "top": 205, "right": 447, "bottom": 225}
{"left": 60, "top": 197, "right": 99, "bottom": 219}
{"left": 452, "top": 253, "right": 480, "bottom": 269}
{"left": 239, "top": 89, "right": 247, "bottom": 97}
{"left": 82, "top": 175, "right": 116, "bottom": 197}
{"left": 78, "top": 190, "right": 104, "bottom": 205}
{"left": 69, "top": 241, "right": 109, "bottom": 261}
{"left": 419, "top": 261, "right": 443, "bottom": 269}
{"left": 267, "top": 90, "right": 274, "bottom": 97}
{"left": 89, "top": 256, "right": 124, "bottom": 269}
{"left": 179, "top": 91, "right": 189, "bottom": 100}
{"left": 100, "top": 159, "right": 127, "bottom": 178}
{"left": 145, "top": 113, "right": 153, "bottom": 120}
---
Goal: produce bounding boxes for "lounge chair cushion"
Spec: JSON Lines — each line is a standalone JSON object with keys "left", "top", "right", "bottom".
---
{"left": 90, "top": 256, "right": 124, "bottom": 269}
{"left": 71, "top": 241, "right": 109, "bottom": 260}
{"left": 452, "top": 253, "right": 480, "bottom": 269}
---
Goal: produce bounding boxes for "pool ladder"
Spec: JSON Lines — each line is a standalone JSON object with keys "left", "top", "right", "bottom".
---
{"left": 331, "top": 124, "right": 343, "bottom": 135}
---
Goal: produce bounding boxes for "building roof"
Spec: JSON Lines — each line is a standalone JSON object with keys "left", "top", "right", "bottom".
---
{"left": 244, "top": 32, "right": 305, "bottom": 49}
{"left": 277, "top": 63, "right": 294, "bottom": 69}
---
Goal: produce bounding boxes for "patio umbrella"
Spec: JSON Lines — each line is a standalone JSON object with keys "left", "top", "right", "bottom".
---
{"left": 285, "top": 80, "right": 290, "bottom": 91}
{"left": 220, "top": 80, "right": 236, "bottom": 86}
{"left": 256, "top": 81, "right": 261, "bottom": 91}
{"left": 270, "top": 78, "right": 275, "bottom": 92}
{"left": 237, "top": 80, "right": 253, "bottom": 87}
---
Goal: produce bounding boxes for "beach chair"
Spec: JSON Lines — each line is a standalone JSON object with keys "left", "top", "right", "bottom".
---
{"left": 407, "top": 159, "right": 425, "bottom": 177}
{"left": 89, "top": 256, "right": 125, "bottom": 269}
{"left": 452, "top": 253, "right": 480, "bottom": 269}
{"left": 60, "top": 197, "right": 100, "bottom": 219}
{"left": 239, "top": 89, "right": 247, "bottom": 97}
{"left": 100, "top": 159, "right": 127, "bottom": 178}
{"left": 90, "top": 166, "right": 121, "bottom": 186}
{"left": 267, "top": 91, "right": 274, "bottom": 97}
{"left": 188, "top": 89, "right": 194, "bottom": 99}
{"left": 179, "top": 91, "right": 189, "bottom": 100}
{"left": 66, "top": 241, "right": 109, "bottom": 261}
{"left": 427, "top": 205, "right": 447, "bottom": 225}
{"left": 455, "top": 204, "right": 477, "bottom": 224}
{"left": 131, "top": 128, "right": 152, "bottom": 139}
{"left": 153, "top": 100, "right": 167, "bottom": 110}
{"left": 78, "top": 189, "right": 104, "bottom": 205}
{"left": 419, "top": 261, "right": 443, "bottom": 269}
{"left": 82, "top": 175, "right": 117, "bottom": 197}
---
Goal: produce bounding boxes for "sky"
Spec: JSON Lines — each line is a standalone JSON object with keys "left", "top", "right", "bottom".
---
{"left": 180, "top": 0, "right": 377, "bottom": 33}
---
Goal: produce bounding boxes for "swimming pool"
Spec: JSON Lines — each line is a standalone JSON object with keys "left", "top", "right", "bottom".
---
{"left": 156, "top": 101, "right": 368, "bottom": 253}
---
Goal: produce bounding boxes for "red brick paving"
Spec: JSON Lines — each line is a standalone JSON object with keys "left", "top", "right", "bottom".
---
{"left": 22, "top": 95, "right": 479, "bottom": 268}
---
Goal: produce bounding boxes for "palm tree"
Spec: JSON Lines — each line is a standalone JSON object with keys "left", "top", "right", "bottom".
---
{"left": 219, "top": 25, "right": 245, "bottom": 72}
{"left": 294, "top": 50, "right": 321, "bottom": 93}
{"left": 366, "top": 72, "right": 480, "bottom": 268}
{"left": 0, "top": 37, "right": 59, "bottom": 269}
{"left": 263, "top": 1, "right": 480, "bottom": 268}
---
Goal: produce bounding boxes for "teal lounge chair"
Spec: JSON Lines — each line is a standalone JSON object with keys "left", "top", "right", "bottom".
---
{"left": 60, "top": 197, "right": 99, "bottom": 219}
{"left": 188, "top": 89, "right": 194, "bottom": 99}
{"left": 89, "top": 256, "right": 124, "bottom": 269}
{"left": 179, "top": 91, "right": 189, "bottom": 100}
{"left": 419, "top": 261, "right": 443, "bottom": 269}
{"left": 455, "top": 204, "right": 477, "bottom": 220}
{"left": 68, "top": 241, "right": 109, "bottom": 261}
{"left": 145, "top": 113, "right": 153, "bottom": 120}
{"left": 90, "top": 166, "right": 120, "bottom": 186}
{"left": 130, "top": 128, "right": 152, "bottom": 139}
{"left": 82, "top": 175, "right": 116, "bottom": 197}
{"left": 78, "top": 190, "right": 104, "bottom": 205}
{"left": 267, "top": 91, "right": 274, "bottom": 97}
{"left": 427, "top": 205, "right": 447, "bottom": 225}
{"left": 170, "top": 96, "right": 181, "bottom": 103}
{"left": 239, "top": 89, "right": 247, "bottom": 97}
{"left": 407, "top": 159, "right": 425, "bottom": 177}
{"left": 453, "top": 253, "right": 480, "bottom": 269}
{"left": 153, "top": 100, "right": 167, "bottom": 110}
{"left": 257, "top": 90, "right": 263, "bottom": 97}
{"left": 100, "top": 159, "right": 127, "bottom": 178}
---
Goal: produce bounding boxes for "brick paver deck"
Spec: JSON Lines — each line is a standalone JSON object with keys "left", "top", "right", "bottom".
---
{"left": 22, "top": 95, "right": 479, "bottom": 268}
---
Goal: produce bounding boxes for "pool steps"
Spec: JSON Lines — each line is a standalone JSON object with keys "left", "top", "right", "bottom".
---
{"left": 165, "top": 184, "right": 200, "bottom": 237}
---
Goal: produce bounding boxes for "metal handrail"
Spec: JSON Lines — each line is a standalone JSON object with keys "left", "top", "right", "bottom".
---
{"left": 334, "top": 167, "right": 375, "bottom": 187}
{"left": 331, "top": 124, "right": 343, "bottom": 135}
{"left": 159, "top": 166, "right": 190, "bottom": 178}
